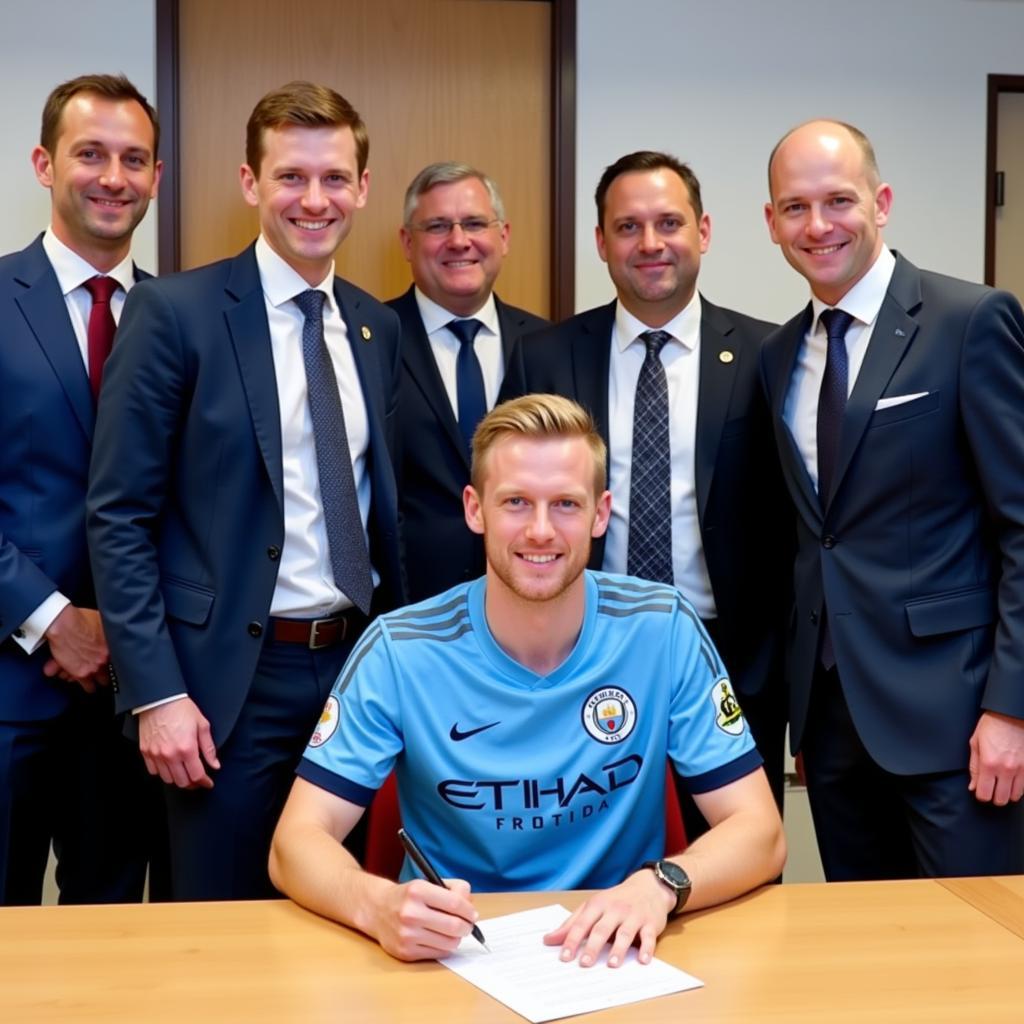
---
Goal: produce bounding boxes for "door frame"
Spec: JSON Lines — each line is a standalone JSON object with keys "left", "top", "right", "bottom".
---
{"left": 155, "top": 0, "right": 577, "bottom": 319}
{"left": 985, "top": 73, "right": 1024, "bottom": 286}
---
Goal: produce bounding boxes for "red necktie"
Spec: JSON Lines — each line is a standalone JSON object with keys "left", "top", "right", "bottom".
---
{"left": 84, "top": 276, "right": 120, "bottom": 400}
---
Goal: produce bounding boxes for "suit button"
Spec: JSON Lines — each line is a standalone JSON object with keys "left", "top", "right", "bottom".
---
{"left": 822, "top": 535, "right": 836, "bottom": 549}
{"left": 248, "top": 621, "right": 263, "bottom": 637}
{"left": 810, "top": 611, "right": 818, "bottom": 625}
{"left": 267, "top": 545, "right": 281, "bottom": 561}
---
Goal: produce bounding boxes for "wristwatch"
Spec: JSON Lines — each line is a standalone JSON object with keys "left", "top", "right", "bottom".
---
{"left": 641, "top": 859, "right": 691, "bottom": 915}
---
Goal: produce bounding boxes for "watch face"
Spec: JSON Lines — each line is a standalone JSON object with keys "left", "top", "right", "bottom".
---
{"left": 659, "top": 860, "right": 690, "bottom": 890}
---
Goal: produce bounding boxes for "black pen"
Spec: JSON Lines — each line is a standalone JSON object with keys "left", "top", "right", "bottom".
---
{"left": 397, "top": 827, "right": 490, "bottom": 952}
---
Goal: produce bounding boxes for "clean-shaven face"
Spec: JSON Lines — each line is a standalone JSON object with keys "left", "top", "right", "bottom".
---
{"left": 596, "top": 168, "right": 710, "bottom": 327}
{"left": 765, "top": 122, "right": 891, "bottom": 306}
{"left": 32, "top": 94, "right": 161, "bottom": 266}
{"left": 240, "top": 124, "right": 368, "bottom": 286}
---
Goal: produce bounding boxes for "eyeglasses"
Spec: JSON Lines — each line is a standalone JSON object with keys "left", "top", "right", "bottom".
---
{"left": 409, "top": 217, "right": 502, "bottom": 237}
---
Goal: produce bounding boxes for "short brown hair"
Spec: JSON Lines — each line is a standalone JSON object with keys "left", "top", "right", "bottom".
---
{"left": 471, "top": 394, "right": 607, "bottom": 495}
{"left": 246, "top": 81, "right": 368, "bottom": 177}
{"left": 40, "top": 74, "right": 159, "bottom": 157}
{"left": 767, "top": 119, "right": 881, "bottom": 197}
{"left": 595, "top": 151, "right": 703, "bottom": 227}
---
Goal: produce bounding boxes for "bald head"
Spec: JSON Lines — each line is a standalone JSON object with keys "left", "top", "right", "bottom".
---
{"left": 768, "top": 120, "right": 880, "bottom": 200}
{"left": 763, "top": 118, "right": 892, "bottom": 306}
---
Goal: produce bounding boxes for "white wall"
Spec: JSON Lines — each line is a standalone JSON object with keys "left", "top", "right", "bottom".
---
{"left": 0, "top": 2, "right": 157, "bottom": 266}
{"left": 577, "top": 0, "right": 1024, "bottom": 323}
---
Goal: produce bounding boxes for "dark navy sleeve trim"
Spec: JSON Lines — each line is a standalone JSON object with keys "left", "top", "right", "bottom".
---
{"left": 297, "top": 758, "right": 378, "bottom": 807}
{"left": 679, "top": 748, "right": 764, "bottom": 795}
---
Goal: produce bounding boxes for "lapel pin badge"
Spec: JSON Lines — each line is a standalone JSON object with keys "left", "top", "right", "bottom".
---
{"left": 361, "top": 325, "right": 372, "bottom": 341}
{"left": 719, "top": 350, "right": 734, "bottom": 364}
{"left": 894, "top": 328, "right": 906, "bottom": 337}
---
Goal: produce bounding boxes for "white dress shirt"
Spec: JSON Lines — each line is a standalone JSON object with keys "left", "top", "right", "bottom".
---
{"left": 414, "top": 287, "right": 504, "bottom": 413}
{"left": 603, "top": 294, "right": 716, "bottom": 619}
{"left": 783, "top": 246, "right": 897, "bottom": 492}
{"left": 14, "top": 229, "right": 136, "bottom": 654}
{"left": 255, "top": 235, "right": 378, "bottom": 617}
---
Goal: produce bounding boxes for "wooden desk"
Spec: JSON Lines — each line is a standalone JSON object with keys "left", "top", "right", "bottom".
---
{"left": 938, "top": 874, "right": 1024, "bottom": 940}
{"left": 1, "top": 880, "right": 1023, "bottom": 1023}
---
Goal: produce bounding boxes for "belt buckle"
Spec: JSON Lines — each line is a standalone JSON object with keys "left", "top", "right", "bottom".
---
{"left": 309, "top": 615, "right": 341, "bottom": 650}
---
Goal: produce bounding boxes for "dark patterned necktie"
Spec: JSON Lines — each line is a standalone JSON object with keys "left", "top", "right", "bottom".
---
{"left": 84, "top": 275, "right": 120, "bottom": 400}
{"left": 627, "top": 330, "right": 673, "bottom": 584}
{"left": 816, "top": 307, "right": 854, "bottom": 669}
{"left": 293, "top": 289, "right": 374, "bottom": 614}
{"left": 447, "top": 317, "right": 487, "bottom": 454}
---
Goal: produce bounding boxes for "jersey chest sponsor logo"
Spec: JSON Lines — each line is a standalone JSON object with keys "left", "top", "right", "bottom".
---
{"left": 581, "top": 686, "right": 637, "bottom": 744}
{"left": 436, "top": 753, "right": 643, "bottom": 812}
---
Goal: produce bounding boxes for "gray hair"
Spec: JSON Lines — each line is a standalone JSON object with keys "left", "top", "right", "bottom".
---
{"left": 402, "top": 161, "right": 506, "bottom": 225}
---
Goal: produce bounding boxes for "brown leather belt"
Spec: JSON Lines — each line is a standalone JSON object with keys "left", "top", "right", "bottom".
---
{"left": 270, "top": 609, "right": 366, "bottom": 650}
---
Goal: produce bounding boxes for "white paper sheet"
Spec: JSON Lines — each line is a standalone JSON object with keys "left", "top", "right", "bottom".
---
{"left": 439, "top": 903, "right": 702, "bottom": 1023}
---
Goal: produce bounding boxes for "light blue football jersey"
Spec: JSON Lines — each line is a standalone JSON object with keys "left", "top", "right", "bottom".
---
{"left": 299, "top": 571, "right": 760, "bottom": 891}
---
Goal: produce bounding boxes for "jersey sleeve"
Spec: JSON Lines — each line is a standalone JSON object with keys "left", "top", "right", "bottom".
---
{"left": 297, "top": 621, "right": 404, "bottom": 807}
{"left": 667, "top": 601, "right": 762, "bottom": 794}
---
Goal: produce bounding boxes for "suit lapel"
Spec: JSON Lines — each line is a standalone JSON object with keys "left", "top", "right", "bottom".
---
{"left": 394, "top": 287, "right": 466, "bottom": 464}
{"left": 224, "top": 247, "right": 284, "bottom": 511}
{"left": 770, "top": 305, "right": 823, "bottom": 525}
{"left": 827, "top": 256, "right": 920, "bottom": 507}
{"left": 335, "top": 277, "right": 388, "bottom": 455}
{"left": 572, "top": 302, "right": 615, "bottom": 448}
{"left": 495, "top": 294, "right": 521, "bottom": 366}
{"left": 694, "top": 299, "right": 739, "bottom": 523}
{"left": 14, "top": 238, "right": 94, "bottom": 440}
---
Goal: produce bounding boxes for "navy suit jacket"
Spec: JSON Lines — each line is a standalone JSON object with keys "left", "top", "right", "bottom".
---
{"left": 387, "top": 286, "right": 547, "bottom": 602}
{"left": 501, "top": 298, "right": 791, "bottom": 701}
{"left": 87, "top": 245, "right": 404, "bottom": 745}
{"left": 761, "top": 253, "right": 1024, "bottom": 773}
{"left": 0, "top": 236, "right": 149, "bottom": 722}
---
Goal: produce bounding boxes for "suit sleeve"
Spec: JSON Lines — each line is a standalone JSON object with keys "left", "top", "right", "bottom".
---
{"left": 86, "top": 282, "right": 191, "bottom": 710}
{"left": 960, "top": 288, "right": 1024, "bottom": 719}
{"left": 0, "top": 531, "right": 60, "bottom": 645}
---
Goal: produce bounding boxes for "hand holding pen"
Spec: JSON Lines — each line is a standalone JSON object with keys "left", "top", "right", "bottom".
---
{"left": 398, "top": 828, "right": 491, "bottom": 952}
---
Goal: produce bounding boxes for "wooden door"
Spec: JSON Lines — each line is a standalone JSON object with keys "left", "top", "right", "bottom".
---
{"left": 169, "top": 0, "right": 556, "bottom": 316}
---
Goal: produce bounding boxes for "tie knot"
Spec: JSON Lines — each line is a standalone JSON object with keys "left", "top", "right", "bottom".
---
{"left": 293, "top": 289, "right": 326, "bottom": 322}
{"left": 85, "top": 275, "right": 120, "bottom": 305}
{"left": 447, "top": 318, "right": 483, "bottom": 347}
{"left": 820, "top": 308, "right": 854, "bottom": 342}
{"left": 639, "top": 329, "right": 671, "bottom": 357}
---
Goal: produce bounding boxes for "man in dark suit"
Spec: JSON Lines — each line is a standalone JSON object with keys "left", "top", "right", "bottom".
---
{"left": 761, "top": 119, "right": 1024, "bottom": 880}
{"left": 503, "top": 152, "right": 791, "bottom": 841}
{"left": 388, "top": 162, "right": 546, "bottom": 602}
{"left": 88, "top": 82, "right": 404, "bottom": 901}
{"left": 0, "top": 74, "right": 165, "bottom": 904}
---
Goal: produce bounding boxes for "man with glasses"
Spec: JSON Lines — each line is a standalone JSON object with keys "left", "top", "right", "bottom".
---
{"left": 388, "top": 162, "right": 546, "bottom": 602}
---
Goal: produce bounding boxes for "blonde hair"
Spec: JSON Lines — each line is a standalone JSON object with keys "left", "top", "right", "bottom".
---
{"left": 470, "top": 394, "right": 607, "bottom": 494}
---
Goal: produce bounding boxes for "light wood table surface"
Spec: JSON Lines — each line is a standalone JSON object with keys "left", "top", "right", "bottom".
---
{"left": 938, "top": 873, "right": 1024, "bottom": 940}
{"left": 2, "top": 880, "right": 1023, "bottom": 1023}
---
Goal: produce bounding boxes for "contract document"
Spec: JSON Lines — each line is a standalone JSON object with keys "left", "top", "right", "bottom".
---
{"left": 440, "top": 903, "right": 702, "bottom": 1022}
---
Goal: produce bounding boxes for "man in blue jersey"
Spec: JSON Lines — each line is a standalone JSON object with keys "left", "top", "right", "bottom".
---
{"left": 270, "top": 394, "right": 785, "bottom": 966}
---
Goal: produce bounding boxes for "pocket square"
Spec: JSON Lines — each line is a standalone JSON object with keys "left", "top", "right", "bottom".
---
{"left": 875, "top": 391, "right": 928, "bottom": 411}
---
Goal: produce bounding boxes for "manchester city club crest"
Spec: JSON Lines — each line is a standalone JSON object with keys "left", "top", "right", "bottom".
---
{"left": 711, "top": 678, "right": 745, "bottom": 736}
{"left": 582, "top": 686, "right": 637, "bottom": 744}
{"left": 308, "top": 695, "right": 340, "bottom": 748}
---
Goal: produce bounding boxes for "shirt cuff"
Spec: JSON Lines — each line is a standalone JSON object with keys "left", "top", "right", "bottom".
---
{"left": 133, "top": 693, "right": 189, "bottom": 715}
{"left": 14, "top": 591, "right": 70, "bottom": 654}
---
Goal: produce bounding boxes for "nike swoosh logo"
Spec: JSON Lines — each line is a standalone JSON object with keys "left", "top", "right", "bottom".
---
{"left": 449, "top": 721, "right": 500, "bottom": 742}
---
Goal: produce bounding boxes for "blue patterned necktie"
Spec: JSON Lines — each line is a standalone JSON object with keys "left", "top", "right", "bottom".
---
{"left": 448, "top": 317, "right": 487, "bottom": 455}
{"left": 293, "top": 289, "right": 374, "bottom": 615}
{"left": 627, "top": 330, "right": 673, "bottom": 584}
{"left": 816, "top": 307, "right": 854, "bottom": 669}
